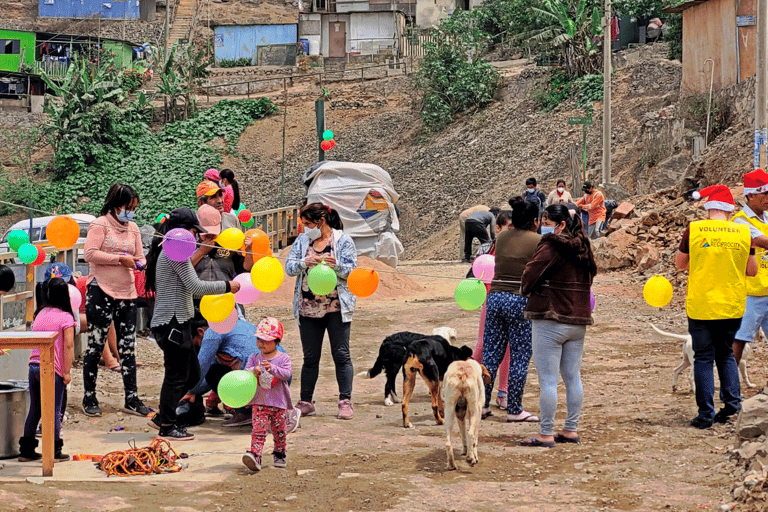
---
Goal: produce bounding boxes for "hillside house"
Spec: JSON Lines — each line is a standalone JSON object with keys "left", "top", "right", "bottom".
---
{"left": 664, "top": 0, "right": 757, "bottom": 93}
{"left": 39, "top": 0, "right": 156, "bottom": 21}
{"left": 214, "top": 24, "right": 299, "bottom": 66}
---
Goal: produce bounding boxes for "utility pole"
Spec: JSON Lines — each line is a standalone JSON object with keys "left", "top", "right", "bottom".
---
{"left": 602, "top": 0, "right": 612, "bottom": 186}
{"left": 756, "top": 0, "right": 767, "bottom": 169}
{"left": 164, "top": 0, "right": 171, "bottom": 64}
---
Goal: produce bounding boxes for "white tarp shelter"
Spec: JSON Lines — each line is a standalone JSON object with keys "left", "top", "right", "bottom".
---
{"left": 303, "top": 161, "right": 404, "bottom": 267}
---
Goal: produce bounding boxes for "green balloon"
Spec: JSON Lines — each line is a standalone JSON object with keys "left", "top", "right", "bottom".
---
{"left": 322, "top": 130, "right": 334, "bottom": 141}
{"left": 217, "top": 370, "right": 258, "bottom": 408}
{"left": 17, "top": 243, "right": 38, "bottom": 264}
{"left": 454, "top": 279, "right": 487, "bottom": 310}
{"left": 243, "top": 217, "right": 255, "bottom": 229}
{"left": 156, "top": 213, "right": 168, "bottom": 224}
{"left": 238, "top": 203, "right": 246, "bottom": 212}
{"left": 307, "top": 261, "right": 337, "bottom": 295}
{"left": 8, "top": 229, "right": 29, "bottom": 252}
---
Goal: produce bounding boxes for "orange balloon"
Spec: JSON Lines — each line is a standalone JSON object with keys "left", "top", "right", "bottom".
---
{"left": 243, "top": 229, "right": 271, "bottom": 260}
{"left": 347, "top": 267, "right": 379, "bottom": 298}
{"left": 46, "top": 216, "right": 80, "bottom": 249}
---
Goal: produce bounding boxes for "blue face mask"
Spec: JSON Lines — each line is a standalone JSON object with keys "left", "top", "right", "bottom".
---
{"left": 117, "top": 209, "right": 135, "bottom": 223}
{"left": 540, "top": 226, "right": 556, "bottom": 235}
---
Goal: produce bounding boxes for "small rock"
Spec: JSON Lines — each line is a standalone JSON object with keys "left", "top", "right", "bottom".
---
{"left": 376, "top": 413, "right": 383, "bottom": 418}
{"left": 26, "top": 477, "right": 44, "bottom": 485}
{"left": 285, "top": 496, "right": 297, "bottom": 501}
{"left": 339, "top": 472, "right": 361, "bottom": 478}
{"left": 720, "top": 504, "right": 733, "bottom": 511}
{"left": 144, "top": 428, "right": 150, "bottom": 433}
{"left": 574, "top": 462, "right": 585, "bottom": 469}
{"left": 296, "top": 469, "right": 316, "bottom": 476}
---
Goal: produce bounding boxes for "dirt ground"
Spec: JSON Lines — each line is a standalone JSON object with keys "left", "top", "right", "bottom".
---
{"left": 0, "top": 262, "right": 759, "bottom": 511}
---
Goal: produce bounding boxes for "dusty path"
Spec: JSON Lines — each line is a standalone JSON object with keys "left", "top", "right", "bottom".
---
{"left": 0, "top": 263, "right": 756, "bottom": 511}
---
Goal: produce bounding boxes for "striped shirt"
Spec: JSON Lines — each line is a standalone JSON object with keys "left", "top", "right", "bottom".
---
{"left": 150, "top": 252, "right": 228, "bottom": 328}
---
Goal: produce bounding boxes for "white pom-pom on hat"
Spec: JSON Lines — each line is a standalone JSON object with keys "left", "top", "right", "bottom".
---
{"left": 691, "top": 190, "right": 701, "bottom": 200}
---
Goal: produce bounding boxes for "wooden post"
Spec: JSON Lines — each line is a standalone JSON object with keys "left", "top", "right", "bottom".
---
{"left": 281, "top": 77, "right": 288, "bottom": 207}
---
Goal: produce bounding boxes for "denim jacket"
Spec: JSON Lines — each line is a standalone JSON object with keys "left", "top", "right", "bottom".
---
{"left": 285, "top": 229, "right": 357, "bottom": 323}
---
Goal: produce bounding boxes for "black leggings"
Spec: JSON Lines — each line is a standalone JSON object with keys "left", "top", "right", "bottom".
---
{"left": 299, "top": 312, "right": 353, "bottom": 401}
{"left": 152, "top": 320, "right": 200, "bottom": 427}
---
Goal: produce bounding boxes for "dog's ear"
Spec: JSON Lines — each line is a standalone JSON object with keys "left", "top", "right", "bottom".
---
{"left": 480, "top": 364, "right": 492, "bottom": 385}
{"left": 459, "top": 346, "right": 473, "bottom": 360}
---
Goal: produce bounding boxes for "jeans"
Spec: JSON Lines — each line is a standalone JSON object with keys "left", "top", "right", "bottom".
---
{"left": 298, "top": 312, "right": 353, "bottom": 401}
{"left": 531, "top": 320, "right": 586, "bottom": 436}
{"left": 153, "top": 320, "right": 200, "bottom": 427}
{"left": 23, "top": 364, "right": 66, "bottom": 440}
{"left": 464, "top": 221, "right": 491, "bottom": 260}
{"left": 688, "top": 317, "right": 742, "bottom": 421}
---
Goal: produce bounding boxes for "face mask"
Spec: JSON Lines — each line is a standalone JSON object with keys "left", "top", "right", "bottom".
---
{"left": 219, "top": 181, "right": 225, "bottom": 188}
{"left": 540, "top": 226, "right": 556, "bottom": 235}
{"left": 557, "top": 187, "right": 565, "bottom": 193}
{"left": 527, "top": 188, "right": 535, "bottom": 193}
{"left": 305, "top": 226, "right": 321, "bottom": 240}
{"left": 117, "top": 209, "right": 135, "bottom": 223}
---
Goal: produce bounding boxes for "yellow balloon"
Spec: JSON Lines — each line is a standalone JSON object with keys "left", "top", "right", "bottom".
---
{"left": 643, "top": 275, "right": 673, "bottom": 308}
{"left": 250, "top": 256, "right": 284, "bottom": 293}
{"left": 200, "top": 293, "right": 236, "bottom": 323}
{"left": 217, "top": 228, "right": 246, "bottom": 251}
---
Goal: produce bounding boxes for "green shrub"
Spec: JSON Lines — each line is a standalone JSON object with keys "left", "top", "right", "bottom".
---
{"left": 217, "top": 57, "right": 253, "bottom": 68}
{"left": 665, "top": 14, "right": 683, "bottom": 62}
{"left": 573, "top": 73, "right": 603, "bottom": 108}
{"left": 533, "top": 68, "right": 573, "bottom": 111}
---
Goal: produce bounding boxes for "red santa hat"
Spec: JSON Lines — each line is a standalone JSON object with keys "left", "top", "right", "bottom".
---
{"left": 744, "top": 168, "right": 768, "bottom": 195}
{"left": 691, "top": 184, "right": 735, "bottom": 211}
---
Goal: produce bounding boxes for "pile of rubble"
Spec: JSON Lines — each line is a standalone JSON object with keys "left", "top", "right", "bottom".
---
{"left": 727, "top": 395, "right": 768, "bottom": 511}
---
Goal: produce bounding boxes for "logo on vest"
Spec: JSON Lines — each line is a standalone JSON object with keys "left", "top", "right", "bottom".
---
{"left": 701, "top": 237, "right": 743, "bottom": 250}
{"left": 700, "top": 238, "right": 710, "bottom": 248}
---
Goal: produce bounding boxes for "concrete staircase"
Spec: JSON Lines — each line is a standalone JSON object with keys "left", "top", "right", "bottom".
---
{"left": 167, "top": 0, "right": 198, "bottom": 52}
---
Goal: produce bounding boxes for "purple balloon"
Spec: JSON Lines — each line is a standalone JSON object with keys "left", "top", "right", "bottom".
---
{"left": 590, "top": 291, "right": 596, "bottom": 312}
{"left": 164, "top": 228, "right": 197, "bottom": 262}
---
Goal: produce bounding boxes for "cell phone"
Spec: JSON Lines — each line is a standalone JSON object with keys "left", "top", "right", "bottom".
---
{"left": 168, "top": 328, "right": 183, "bottom": 346}
{"left": 135, "top": 261, "right": 145, "bottom": 271}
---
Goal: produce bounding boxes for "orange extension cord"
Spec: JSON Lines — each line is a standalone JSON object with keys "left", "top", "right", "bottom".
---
{"left": 97, "top": 438, "right": 182, "bottom": 477}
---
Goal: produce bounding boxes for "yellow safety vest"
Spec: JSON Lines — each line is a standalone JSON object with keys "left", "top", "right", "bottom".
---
{"left": 687, "top": 219, "right": 751, "bottom": 320}
{"left": 732, "top": 209, "right": 768, "bottom": 296}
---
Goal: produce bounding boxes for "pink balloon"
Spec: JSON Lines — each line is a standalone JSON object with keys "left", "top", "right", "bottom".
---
{"left": 210, "top": 308, "right": 238, "bottom": 334}
{"left": 590, "top": 291, "right": 596, "bottom": 312}
{"left": 164, "top": 228, "right": 197, "bottom": 262}
{"left": 233, "top": 272, "right": 261, "bottom": 305}
{"left": 68, "top": 284, "right": 82, "bottom": 312}
{"left": 472, "top": 254, "right": 495, "bottom": 284}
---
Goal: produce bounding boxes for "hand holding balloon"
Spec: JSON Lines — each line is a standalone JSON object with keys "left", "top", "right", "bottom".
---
{"left": 322, "top": 255, "right": 336, "bottom": 268}
{"left": 118, "top": 255, "right": 137, "bottom": 269}
{"left": 229, "top": 281, "right": 241, "bottom": 294}
{"left": 261, "top": 360, "right": 272, "bottom": 372}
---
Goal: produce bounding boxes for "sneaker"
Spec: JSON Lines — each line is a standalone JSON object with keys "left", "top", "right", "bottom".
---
{"left": 242, "top": 452, "right": 261, "bottom": 472}
{"left": 286, "top": 408, "right": 301, "bottom": 434}
{"left": 147, "top": 414, "right": 161, "bottom": 431}
{"left": 205, "top": 406, "right": 224, "bottom": 417}
{"left": 690, "top": 416, "right": 713, "bottom": 429}
{"left": 495, "top": 393, "right": 507, "bottom": 410}
{"left": 222, "top": 408, "right": 251, "bottom": 427}
{"left": 273, "top": 452, "right": 287, "bottom": 468}
{"left": 481, "top": 407, "right": 492, "bottom": 419}
{"left": 123, "top": 397, "right": 151, "bottom": 417}
{"left": 296, "top": 401, "right": 316, "bottom": 417}
{"left": 713, "top": 407, "right": 740, "bottom": 424}
{"left": 82, "top": 397, "right": 102, "bottom": 417}
{"left": 158, "top": 425, "right": 195, "bottom": 441}
{"left": 337, "top": 399, "right": 354, "bottom": 420}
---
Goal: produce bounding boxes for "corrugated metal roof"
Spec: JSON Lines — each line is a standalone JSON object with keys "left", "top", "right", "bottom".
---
{"left": 663, "top": 0, "right": 711, "bottom": 14}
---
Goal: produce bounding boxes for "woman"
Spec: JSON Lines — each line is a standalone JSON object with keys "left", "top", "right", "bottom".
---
{"left": 546, "top": 180, "right": 574, "bottom": 206}
{"left": 219, "top": 169, "right": 240, "bottom": 214}
{"left": 285, "top": 203, "right": 357, "bottom": 420}
{"left": 82, "top": 184, "right": 148, "bottom": 418}
{"left": 519, "top": 204, "right": 596, "bottom": 447}
{"left": 144, "top": 208, "right": 240, "bottom": 440}
{"left": 481, "top": 198, "right": 541, "bottom": 422}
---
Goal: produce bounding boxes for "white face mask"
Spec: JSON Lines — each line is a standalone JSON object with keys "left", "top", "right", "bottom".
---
{"left": 557, "top": 187, "right": 565, "bottom": 193}
{"left": 305, "top": 226, "right": 321, "bottom": 240}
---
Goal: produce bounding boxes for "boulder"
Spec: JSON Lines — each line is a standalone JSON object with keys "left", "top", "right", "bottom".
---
{"left": 736, "top": 394, "right": 768, "bottom": 439}
{"left": 635, "top": 243, "right": 660, "bottom": 271}
{"left": 592, "top": 229, "right": 637, "bottom": 271}
{"left": 612, "top": 202, "right": 635, "bottom": 220}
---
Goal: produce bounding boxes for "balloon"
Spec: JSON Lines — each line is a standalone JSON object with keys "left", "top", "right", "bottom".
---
{"left": 238, "top": 209, "right": 252, "bottom": 223}
{"left": 643, "top": 275, "right": 673, "bottom": 308}
{"left": 200, "top": 293, "right": 236, "bottom": 323}
{"left": 233, "top": 272, "right": 261, "bottom": 304}
{"left": 156, "top": 213, "right": 168, "bottom": 224}
{"left": 347, "top": 267, "right": 379, "bottom": 297}
{"left": 250, "top": 257, "right": 284, "bottom": 293}
{"left": 163, "top": 228, "right": 197, "bottom": 262}
{"left": 238, "top": 203, "right": 246, "bottom": 211}
{"left": 243, "top": 229, "right": 271, "bottom": 259}
{"left": 17, "top": 243, "right": 38, "bottom": 264}
{"left": 590, "top": 291, "right": 596, "bottom": 312}
{"left": 217, "top": 370, "right": 258, "bottom": 408}
{"left": 32, "top": 245, "right": 46, "bottom": 266}
{"left": 217, "top": 228, "right": 245, "bottom": 251}
{"left": 454, "top": 279, "right": 487, "bottom": 310}
{"left": 46, "top": 217, "right": 79, "bottom": 249}
{"left": 472, "top": 254, "right": 495, "bottom": 284}
{"left": 243, "top": 217, "right": 254, "bottom": 229}
{"left": 307, "top": 261, "right": 337, "bottom": 295}
{"left": 322, "top": 129, "right": 334, "bottom": 141}
{"left": 68, "top": 284, "right": 82, "bottom": 312}
{"left": 8, "top": 229, "right": 29, "bottom": 252}
{"left": 320, "top": 140, "right": 333, "bottom": 151}
{"left": 210, "top": 308, "right": 238, "bottom": 334}
{"left": 328, "top": 139, "right": 336, "bottom": 150}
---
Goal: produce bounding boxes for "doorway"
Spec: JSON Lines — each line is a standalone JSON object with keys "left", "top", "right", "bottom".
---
{"left": 329, "top": 21, "right": 346, "bottom": 58}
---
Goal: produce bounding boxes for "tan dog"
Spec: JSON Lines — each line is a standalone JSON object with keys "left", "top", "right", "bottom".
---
{"left": 442, "top": 359, "right": 490, "bottom": 470}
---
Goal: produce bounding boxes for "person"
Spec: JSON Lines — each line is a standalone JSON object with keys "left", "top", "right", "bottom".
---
{"left": 204, "top": 168, "right": 237, "bottom": 214}
{"left": 285, "top": 203, "right": 358, "bottom": 420}
{"left": 575, "top": 182, "right": 606, "bottom": 239}
{"left": 197, "top": 181, "right": 242, "bottom": 230}
{"left": 242, "top": 317, "right": 292, "bottom": 472}
{"left": 463, "top": 207, "right": 500, "bottom": 263}
{"left": 0, "top": 265, "right": 14, "bottom": 356}
{"left": 518, "top": 204, "right": 597, "bottom": 447}
{"left": 470, "top": 211, "right": 513, "bottom": 409}
{"left": 523, "top": 178, "right": 547, "bottom": 215}
{"left": 219, "top": 169, "right": 241, "bottom": 214}
{"left": 82, "top": 183, "right": 149, "bottom": 418}
{"left": 732, "top": 169, "right": 768, "bottom": 364}
{"left": 458, "top": 205, "right": 490, "bottom": 262}
{"left": 481, "top": 198, "right": 541, "bottom": 422}
{"left": 144, "top": 208, "right": 241, "bottom": 440}
{"left": 546, "top": 180, "right": 574, "bottom": 206}
{"left": 69, "top": 270, "right": 120, "bottom": 372}
{"left": 675, "top": 184, "right": 757, "bottom": 429}
{"left": 18, "top": 277, "right": 76, "bottom": 463}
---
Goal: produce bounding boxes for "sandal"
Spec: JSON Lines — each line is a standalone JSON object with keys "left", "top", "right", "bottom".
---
{"left": 553, "top": 433, "right": 581, "bottom": 444}
{"left": 107, "top": 363, "right": 122, "bottom": 373}
{"left": 507, "top": 411, "right": 540, "bottom": 423}
{"left": 520, "top": 437, "right": 555, "bottom": 448}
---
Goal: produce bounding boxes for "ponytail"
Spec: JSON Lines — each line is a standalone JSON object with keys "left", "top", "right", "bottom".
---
{"left": 300, "top": 202, "right": 343, "bottom": 230}
{"left": 543, "top": 204, "right": 596, "bottom": 274}
{"left": 220, "top": 169, "right": 240, "bottom": 211}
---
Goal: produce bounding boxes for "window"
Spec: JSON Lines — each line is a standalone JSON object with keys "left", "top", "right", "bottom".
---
{"left": 0, "top": 40, "right": 21, "bottom": 55}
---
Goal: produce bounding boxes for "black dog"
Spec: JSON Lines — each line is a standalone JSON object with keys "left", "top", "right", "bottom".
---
{"left": 401, "top": 337, "right": 473, "bottom": 428}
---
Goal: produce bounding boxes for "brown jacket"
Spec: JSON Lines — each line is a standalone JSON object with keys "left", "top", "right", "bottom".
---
{"left": 520, "top": 234, "right": 597, "bottom": 325}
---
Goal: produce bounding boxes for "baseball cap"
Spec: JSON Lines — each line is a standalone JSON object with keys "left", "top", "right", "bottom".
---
{"left": 204, "top": 168, "right": 220, "bottom": 181}
{"left": 44, "top": 262, "right": 72, "bottom": 282}
{"left": 582, "top": 182, "right": 593, "bottom": 192}
{"left": 255, "top": 317, "right": 284, "bottom": 342}
{"left": 197, "top": 181, "right": 222, "bottom": 198}
{"left": 197, "top": 204, "right": 222, "bottom": 235}
{"left": 166, "top": 208, "right": 207, "bottom": 233}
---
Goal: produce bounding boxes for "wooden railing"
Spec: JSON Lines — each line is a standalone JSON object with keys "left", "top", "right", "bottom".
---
{"left": 253, "top": 205, "right": 300, "bottom": 251}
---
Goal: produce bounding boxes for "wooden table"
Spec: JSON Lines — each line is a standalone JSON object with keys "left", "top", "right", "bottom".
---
{"left": 0, "top": 331, "right": 58, "bottom": 477}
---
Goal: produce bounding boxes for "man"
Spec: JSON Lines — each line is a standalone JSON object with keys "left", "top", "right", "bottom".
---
{"left": 523, "top": 177, "right": 547, "bottom": 215}
{"left": 575, "top": 182, "right": 606, "bottom": 239}
{"left": 675, "top": 184, "right": 757, "bottom": 429}
{"left": 458, "top": 205, "right": 490, "bottom": 261}
{"left": 197, "top": 181, "right": 242, "bottom": 231}
{"left": 732, "top": 169, "right": 768, "bottom": 364}
{"left": 463, "top": 207, "right": 500, "bottom": 263}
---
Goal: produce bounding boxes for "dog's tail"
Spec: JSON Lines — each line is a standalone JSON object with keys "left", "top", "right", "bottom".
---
{"left": 356, "top": 356, "right": 385, "bottom": 379}
{"left": 455, "top": 396, "right": 468, "bottom": 421}
{"left": 650, "top": 323, "right": 690, "bottom": 343}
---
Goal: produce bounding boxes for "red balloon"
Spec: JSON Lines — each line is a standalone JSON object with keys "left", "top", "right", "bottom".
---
{"left": 31, "top": 246, "right": 46, "bottom": 266}
{"left": 238, "top": 209, "right": 252, "bottom": 223}
{"left": 328, "top": 139, "right": 336, "bottom": 149}
{"left": 320, "top": 140, "right": 333, "bottom": 151}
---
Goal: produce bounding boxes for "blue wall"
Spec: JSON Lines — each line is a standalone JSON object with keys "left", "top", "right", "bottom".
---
{"left": 214, "top": 24, "right": 298, "bottom": 63}
{"left": 40, "top": 0, "right": 140, "bottom": 19}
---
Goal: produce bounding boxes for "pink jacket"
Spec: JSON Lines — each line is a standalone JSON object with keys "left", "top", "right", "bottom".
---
{"left": 84, "top": 215, "right": 146, "bottom": 300}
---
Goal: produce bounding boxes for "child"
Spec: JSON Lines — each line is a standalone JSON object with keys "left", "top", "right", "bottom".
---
{"left": 19, "top": 277, "right": 76, "bottom": 463}
{"left": 242, "top": 317, "right": 292, "bottom": 472}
